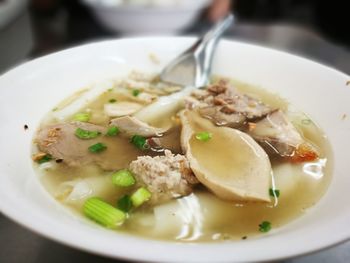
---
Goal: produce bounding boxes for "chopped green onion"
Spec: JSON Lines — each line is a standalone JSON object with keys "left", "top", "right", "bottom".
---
{"left": 73, "top": 112, "right": 90, "bottom": 122}
{"left": 131, "top": 135, "right": 149, "bottom": 150}
{"left": 52, "top": 107, "right": 58, "bottom": 112}
{"left": 75, "top": 128, "right": 101, "bottom": 139}
{"left": 107, "top": 88, "right": 113, "bottom": 92}
{"left": 38, "top": 154, "right": 52, "bottom": 164}
{"left": 132, "top": 89, "right": 141, "bottom": 97}
{"left": 117, "top": 195, "right": 133, "bottom": 212}
{"left": 301, "top": 119, "right": 312, "bottom": 125}
{"left": 195, "top": 131, "right": 212, "bottom": 142}
{"left": 83, "top": 197, "right": 126, "bottom": 228}
{"left": 88, "top": 143, "right": 107, "bottom": 153}
{"left": 109, "top": 98, "right": 117, "bottom": 103}
{"left": 106, "top": 126, "right": 120, "bottom": 136}
{"left": 269, "top": 188, "right": 280, "bottom": 198}
{"left": 112, "top": 169, "right": 136, "bottom": 187}
{"left": 259, "top": 221, "right": 271, "bottom": 233}
{"left": 131, "top": 187, "right": 152, "bottom": 207}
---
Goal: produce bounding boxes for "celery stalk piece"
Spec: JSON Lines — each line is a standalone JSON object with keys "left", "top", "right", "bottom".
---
{"left": 112, "top": 169, "right": 136, "bottom": 187}
{"left": 131, "top": 187, "right": 152, "bottom": 207}
{"left": 83, "top": 197, "right": 126, "bottom": 228}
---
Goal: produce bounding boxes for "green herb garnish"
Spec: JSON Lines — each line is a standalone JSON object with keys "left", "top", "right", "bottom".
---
{"left": 37, "top": 154, "right": 53, "bottom": 164}
{"left": 75, "top": 128, "right": 101, "bottom": 139}
{"left": 117, "top": 195, "right": 133, "bottom": 212}
{"left": 106, "top": 126, "right": 120, "bottom": 136}
{"left": 131, "top": 187, "right": 152, "bottom": 207}
{"left": 83, "top": 197, "right": 126, "bottom": 228}
{"left": 88, "top": 142, "right": 107, "bottom": 153}
{"left": 132, "top": 89, "right": 141, "bottom": 97}
{"left": 112, "top": 169, "right": 136, "bottom": 187}
{"left": 131, "top": 135, "right": 149, "bottom": 150}
{"left": 73, "top": 112, "right": 90, "bottom": 122}
{"left": 269, "top": 188, "right": 280, "bottom": 198}
{"left": 109, "top": 98, "right": 117, "bottom": 103}
{"left": 195, "top": 131, "right": 212, "bottom": 142}
{"left": 259, "top": 221, "right": 271, "bottom": 233}
{"left": 301, "top": 119, "right": 312, "bottom": 125}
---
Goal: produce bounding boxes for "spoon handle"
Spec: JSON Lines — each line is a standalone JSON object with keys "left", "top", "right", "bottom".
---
{"left": 160, "top": 13, "right": 234, "bottom": 87}
{"left": 192, "top": 13, "right": 234, "bottom": 86}
{"left": 200, "top": 13, "right": 234, "bottom": 49}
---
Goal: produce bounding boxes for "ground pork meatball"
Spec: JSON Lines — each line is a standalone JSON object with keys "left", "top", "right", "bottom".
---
{"left": 129, "top": 150, "right": 198, "bottom": 204}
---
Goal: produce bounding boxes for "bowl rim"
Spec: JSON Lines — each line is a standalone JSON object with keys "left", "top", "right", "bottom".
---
{"left": 81, "top": 0, "right": 211, "bottom": 12}
{"left": 0, "top": 36, "right": 349, "bottom": 262}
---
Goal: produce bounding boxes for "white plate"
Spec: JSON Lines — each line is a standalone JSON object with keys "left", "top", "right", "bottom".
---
{"left": 0, "top": 37, "right": 349, "bottom": 262}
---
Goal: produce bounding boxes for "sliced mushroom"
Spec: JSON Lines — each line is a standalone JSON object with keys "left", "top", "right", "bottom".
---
{"left": 180, "top": 110, "right": 271, "bottom": 202}
{"left": 110, "top": 116, "right": 169, "bottom": 137}
{"left": 104, "top": 102, "right": 143, "bottom": 117}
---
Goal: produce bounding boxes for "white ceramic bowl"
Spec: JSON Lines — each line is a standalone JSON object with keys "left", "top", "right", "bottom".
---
{"left": 81, "top": 0, "right": 210, "bottom": 34}
{"left": 0, "top": 37, "right": 350, "bottom": 262}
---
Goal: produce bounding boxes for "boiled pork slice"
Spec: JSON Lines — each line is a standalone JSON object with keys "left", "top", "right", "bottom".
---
{"left": 187, "top": 80, "right": 272, "bottom": 128}
{"left": 248, "top": 110, "right": 319, "bottom": 162}
{"left": 35, "top": 121, "right": 141, "bottom": 170}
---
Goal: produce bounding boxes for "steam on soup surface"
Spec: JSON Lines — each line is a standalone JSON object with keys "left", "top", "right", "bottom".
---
{"left": 32, "top": 72, "right": 332, "bottom": 242}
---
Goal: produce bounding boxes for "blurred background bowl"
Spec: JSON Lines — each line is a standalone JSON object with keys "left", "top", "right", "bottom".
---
{"left": 0, "top": 0, "right": 33, "bottom": 73}
{"left": 81, "top": 0, "right": 211, "bottom": 35}
{"left": 0, "top": 0, "right": 27, "bottom": 29}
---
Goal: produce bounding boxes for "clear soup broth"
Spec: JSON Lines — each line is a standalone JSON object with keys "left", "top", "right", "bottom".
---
{"left": 33, "top": 74, "right": 332, "bottom": 242}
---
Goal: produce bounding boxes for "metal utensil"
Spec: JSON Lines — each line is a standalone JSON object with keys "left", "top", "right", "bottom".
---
{"left": 160, "top": 13, "right": 234, "bottom": 88}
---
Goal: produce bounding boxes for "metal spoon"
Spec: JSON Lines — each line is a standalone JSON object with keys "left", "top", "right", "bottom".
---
{"left": 160, "top": 13, "right": 234, "bottom": 88}
{"left": 134, "top": 14, "right": 234, "bottom": 123}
